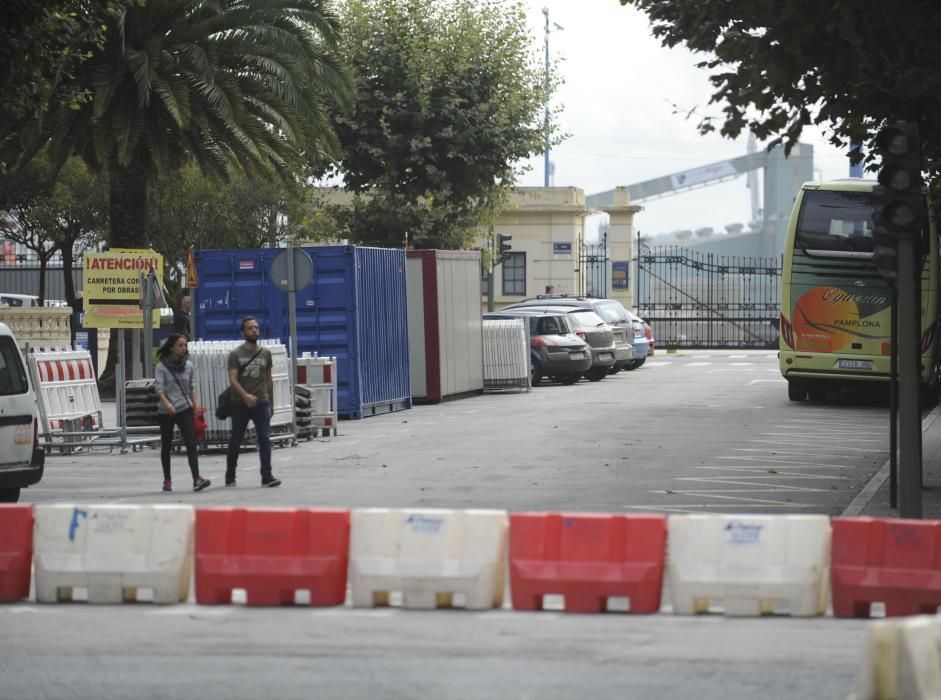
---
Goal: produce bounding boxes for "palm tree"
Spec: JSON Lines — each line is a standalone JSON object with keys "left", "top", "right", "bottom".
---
{"left": 10, "top": 0, "right": 352, "bottom": 248}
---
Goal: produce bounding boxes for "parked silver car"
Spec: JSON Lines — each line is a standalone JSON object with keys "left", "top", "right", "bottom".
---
{"left": 522, "top": 306, "right": 618, "bottom": 381}
{"left": 504, "top": 295, "right": 649, "bottom": 369}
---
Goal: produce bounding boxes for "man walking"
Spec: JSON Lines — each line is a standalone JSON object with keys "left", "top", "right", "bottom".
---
{"left": 225, "top": 316, "right": 281, "bottom": 488}
{"left": 173, "top": 294, "right": 192, "bottom": 338}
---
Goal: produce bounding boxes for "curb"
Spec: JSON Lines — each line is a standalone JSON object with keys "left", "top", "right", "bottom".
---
{"left": 841, "top": 402, "right": 941, "bottom": 517}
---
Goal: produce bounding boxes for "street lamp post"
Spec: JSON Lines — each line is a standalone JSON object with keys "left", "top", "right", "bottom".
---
{"left": 542, "top": 7, "right": 562, "bottom": 188}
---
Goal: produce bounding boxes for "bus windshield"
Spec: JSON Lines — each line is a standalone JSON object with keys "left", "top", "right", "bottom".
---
{"left": 794, "top": 189, "right": 877, "bottom": 253}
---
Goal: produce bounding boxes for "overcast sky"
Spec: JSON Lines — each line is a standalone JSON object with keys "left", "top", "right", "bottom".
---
{"left": 517, "top": 1, "right": 855, "bottom": 238}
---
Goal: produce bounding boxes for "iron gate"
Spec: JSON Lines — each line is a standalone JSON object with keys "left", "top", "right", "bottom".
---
{"left": 637, "top": 243, "right": 781, "bottom": 349}
{"left": 577, "top": 231, "right": 608, "bottom": 297}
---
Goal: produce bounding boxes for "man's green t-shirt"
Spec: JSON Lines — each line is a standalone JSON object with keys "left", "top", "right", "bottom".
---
{"left": 227, "top": 345, "right": 273, "bottom": 404}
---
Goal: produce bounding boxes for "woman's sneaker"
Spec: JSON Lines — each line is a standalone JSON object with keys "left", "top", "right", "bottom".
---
{"left": 193, "top": 477, "right": 211, "bottom": 492}
{"left": 261, "top": 473, "right": 282, "bottom": 488}
{"left": 162, "top": 480, "right": 172, "bottom": 492}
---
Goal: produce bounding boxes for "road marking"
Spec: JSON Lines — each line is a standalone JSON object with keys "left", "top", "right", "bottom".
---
{"left": 670, "top": 479, "right": 829, "bottom": 492}
{"left": 748, "top": 379, "right": 786, "bottom": 385}
{"left": 719, "top": 456, "right": 852, "bottom": 468}
{"left": 685, "top": 362, "right": 712, "bottom": 367}
{"left": 625, "top": 503, "right": 814, "bottom": 513}
{"left": 747, "top": 440, "right": 884, "bottom": 453}
{"left": 758, "top": 432, "right": 884, "bottom": 443}
{"left": 694, "top": 467, "right": 849, "bottom": 479}
{"left": 729, "top": 362, "right": 755, "bottom": 366}
{"left": 650, "top": 491, "right": 815, "bottom": 506}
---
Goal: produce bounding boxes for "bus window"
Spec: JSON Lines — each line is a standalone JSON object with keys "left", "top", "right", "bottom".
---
{"left": 794, "top": 190, "right": 877, "bottom": 253}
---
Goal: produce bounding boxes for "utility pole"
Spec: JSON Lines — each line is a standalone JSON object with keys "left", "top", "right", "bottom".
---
{"left": 542, "top": 7, "right": 562, "bottom": 188}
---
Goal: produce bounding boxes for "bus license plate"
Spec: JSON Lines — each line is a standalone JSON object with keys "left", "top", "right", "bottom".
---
{"left": 838, "top": 359, "right": 872, "bottom": 370}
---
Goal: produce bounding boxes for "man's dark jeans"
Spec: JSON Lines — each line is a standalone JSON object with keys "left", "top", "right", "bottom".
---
{"left": 226, "top": 400, "right": 272, "bottom": 480}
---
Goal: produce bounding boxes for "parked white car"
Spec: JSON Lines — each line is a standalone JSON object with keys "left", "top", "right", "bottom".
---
{"left": 0, "top": 322, "right": 44, "bottom": 501}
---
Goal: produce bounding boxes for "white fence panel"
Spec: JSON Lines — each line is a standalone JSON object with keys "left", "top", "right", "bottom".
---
{"left": 482, "top": 319, "right": 529, "bottom": 392}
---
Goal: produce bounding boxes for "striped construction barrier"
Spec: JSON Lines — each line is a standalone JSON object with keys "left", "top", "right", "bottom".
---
{"left": 509, "top": 512, "right": 666, "bottom": 613}
{"left": 33, "top": 504, "right": 193, "bottom": 604}
{"left": 295, "top": 352, "right": 338, "bottom": 438}
{"left": 852, "top": 615, "right": 941, "bottom": 700}
{"left": 195, "top": 507, "right": 349, "bottom": 606}
{"left": 832, "top": 517, "right": 941, "bottom": 618}
{"left": 667, "top": 514, "right": 831, "bottom": 617}
{"left": 27, "top": 350, "right": 102, "bottom": 435}
{"left": 0, "top": 505, "right": 33, "bottom": 602}
{"left": 349, "top": 508, "right": 508, "bottom": 610}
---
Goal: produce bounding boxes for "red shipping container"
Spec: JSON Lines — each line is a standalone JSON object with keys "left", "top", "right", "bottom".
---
{"left": 0, "top": 504, "right": 33, "bottom": 602}
{"left": 832, "top": 517, "right": 941, "bottom": 618}
{"left": 510, "top": 512, "right": 667, "bottom": 613}
{"left": 195, "top": 508, "right": 350, "bottom": 606}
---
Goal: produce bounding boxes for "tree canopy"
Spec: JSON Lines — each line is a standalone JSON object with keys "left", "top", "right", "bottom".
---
{"left": 2, "top": 0, "right": 353, "bottom": 250}
{"left": 621, "top": 0, "right": 941, "bottom": 177}
{"left": 331, "top": 0, "right": 554, "bottom": 248}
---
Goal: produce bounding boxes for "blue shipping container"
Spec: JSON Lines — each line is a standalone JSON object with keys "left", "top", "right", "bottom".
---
{"left": 194, "top": 246, "right": 411, "bottom": 419}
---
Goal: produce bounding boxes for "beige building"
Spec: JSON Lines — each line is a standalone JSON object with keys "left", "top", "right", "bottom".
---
{"left": 309, "top": 185, "right": 643, "bottom": 310}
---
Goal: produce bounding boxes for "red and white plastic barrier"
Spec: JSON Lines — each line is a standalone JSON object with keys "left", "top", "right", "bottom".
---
{"left": 27, "top": 350, "right": 102, "bottom": 435}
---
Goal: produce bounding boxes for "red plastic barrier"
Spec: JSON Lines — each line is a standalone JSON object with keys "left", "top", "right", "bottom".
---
{"left": 510, "top": 512, "right": 667, "bottom": 613}
{"left": 0, "top": 505, "right": 33, "bottom": 602}
{"left": 195, "top": 508, "right": 350, "bottom": 606}
{"left": 832, "top": 517, "right": 941, "bottom": 618}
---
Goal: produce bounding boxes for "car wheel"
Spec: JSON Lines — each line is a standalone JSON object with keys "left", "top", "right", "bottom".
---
{"left": 530, "top": 361, "right": 542, "bottom": 387}
{"left": 586, "top": 366, "right": 608, "bottom": 382}
{"left": 559, "top": 373, "right": 579, "bottom": 385}
{"left": 787, "top": 383, "right": 808, "bottom": 402}
{"left": 609, "top": 366, "right": 621, "bottom": 375}
{"left": 624, "top": 361, "right": 637, "bottom": 371}
{"left": 0, "top": 487, "right": 20, "bottom": 503}
{"left": 808, "top": 387, "right": 827, "bottom": 402}
{"left": 633, "top": 358, "right": 646, "bottom": 369}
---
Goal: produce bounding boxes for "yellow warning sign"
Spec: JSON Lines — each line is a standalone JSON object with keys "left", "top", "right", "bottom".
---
{"left": 82, "top": 248, "right": 163, "bottom": 329}
{"left": 185, "top": 247, "right": 200, "bottom": 288}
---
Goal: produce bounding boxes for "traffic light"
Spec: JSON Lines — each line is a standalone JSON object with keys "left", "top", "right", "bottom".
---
{"left": 497, "top": 234, "right": 512, "bottom": 261}
{"left": 874, "top": 121, "right": 923, "bottom": 236}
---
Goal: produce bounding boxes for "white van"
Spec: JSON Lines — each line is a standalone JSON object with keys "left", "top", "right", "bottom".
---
{"left": 0, "top": 322, "right": 44, "bottom": 501}
{"left": 0, "top": 293, "right": 40, "bottom": 308}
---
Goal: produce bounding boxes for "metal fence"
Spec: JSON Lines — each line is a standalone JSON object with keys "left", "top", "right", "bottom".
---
{"left": 637, "top": 244, "right": 781, "bottom": 349}
{"left": 0, "top": 248, "right": 83, "bottom": 301}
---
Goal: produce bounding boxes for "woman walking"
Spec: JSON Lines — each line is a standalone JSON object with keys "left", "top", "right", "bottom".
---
{"left": 155, "top": 333, "right": 210, "bottom": 492}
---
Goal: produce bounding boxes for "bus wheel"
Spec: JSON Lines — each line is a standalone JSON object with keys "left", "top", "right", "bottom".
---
{"left": 787, "top": 383, "right": 807, "bottom": 402}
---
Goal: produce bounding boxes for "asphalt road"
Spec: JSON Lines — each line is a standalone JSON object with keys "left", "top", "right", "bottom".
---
{"left": 6, "top": 350, "right": 890, "bottom": 699}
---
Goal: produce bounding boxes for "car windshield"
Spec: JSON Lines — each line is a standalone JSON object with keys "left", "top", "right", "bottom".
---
{"left": 535, "top": 316, "right": 569, "bottom": 335}
{"left": 794, "top": 189, "right": 884, "bottom": 253}
{"left": 592, "top": 300, "right": 629, "bottom": 324}
{"left": 567, "top": 310, "right": 605, "bottom": 328}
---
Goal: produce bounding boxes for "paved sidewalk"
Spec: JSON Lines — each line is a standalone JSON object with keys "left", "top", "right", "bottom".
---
{"left": 847, "top": 402, "right": 941, "bottom": 518}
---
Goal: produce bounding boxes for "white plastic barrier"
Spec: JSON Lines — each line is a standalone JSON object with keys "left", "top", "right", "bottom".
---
{"left": 27, "top": 350, "right": 103, "bottom": 435}
{"left": 33, "top": 504, "right": 194, "bottom": 604}
{"left": 667, "top": 514, "right": 831, "bottom": 617}
{"left": 852, "top": 616, "right": 941, "bottom": 700}
{"left": 482, "top": 319, "right": 529, "bottom": 391}
{"left": 188, "top": 340, "right": 292, "bottom": 443}
{"left": 350, "top": 508, "right": 508, "bottom": 610}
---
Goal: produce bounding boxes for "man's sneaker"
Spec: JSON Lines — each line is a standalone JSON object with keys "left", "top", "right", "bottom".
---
{"left": 193, "top": 477, "right": 211, "bottom": 492}
{"left": 225, "top": 479, "right": 237, "bottom": 487}
{"left": 162, "top": 480, "right": 172, "bottom": 492}
{"left": 261, "top": 474, "right": 282, "bottom": 488}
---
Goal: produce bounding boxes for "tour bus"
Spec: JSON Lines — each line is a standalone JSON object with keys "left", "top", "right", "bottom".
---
{"left": 779, "top": 178, "right": 940, "bottom": 401}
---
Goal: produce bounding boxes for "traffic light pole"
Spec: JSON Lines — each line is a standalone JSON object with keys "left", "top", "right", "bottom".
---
{"left": 897, "top": 233, "right": 922, "bottom": 517}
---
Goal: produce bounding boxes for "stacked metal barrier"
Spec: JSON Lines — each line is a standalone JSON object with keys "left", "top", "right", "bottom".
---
{"left": 188, "top": 340, "right": 294, "bottom": 446}
{"left": 481, "top": 320, "right": 530, "bottom": 392}
{"left": 295, "top": 352, "right": 338, "bottom": 439}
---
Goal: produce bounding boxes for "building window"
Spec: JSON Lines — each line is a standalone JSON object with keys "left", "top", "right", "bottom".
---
{"left": 502, "top": 252, "right": 526, "bottom": 296}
